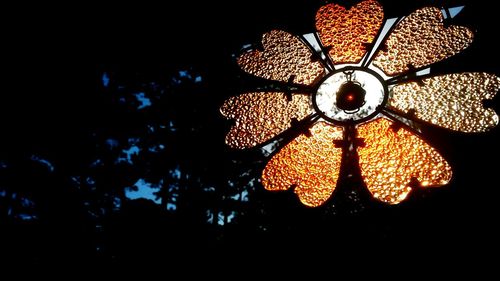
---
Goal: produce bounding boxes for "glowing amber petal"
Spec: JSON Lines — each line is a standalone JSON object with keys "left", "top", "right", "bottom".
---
{"left": 237, "top": 30, "right": 324, "bottom": 86}
{"left": 357, "top": 118, "right": 452, "bottom": 204}
{"left": 220, "top": 92, "right": 312, "bottom": 149}
{"left": 261, "top": 122, "right": 343, "bottom": 207}
{"left": 373, "top": 7, "right": 473, "bottom": 76}
{"left": 389, "top": 73, "right": 500, "bottom": 133}
{"left": 315, "top": 0, "right": 383, "bottom": 64}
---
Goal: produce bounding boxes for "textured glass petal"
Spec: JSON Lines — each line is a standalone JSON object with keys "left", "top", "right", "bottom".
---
{"left": 237, "top": 30, "right": 324, "bottom": 85}
{"left": 357, "top": 118, "right": 452, "bottom": 204}
{"left": 220, "top": 92, "right": 313, "bottom": 149}
{"left": 315, "top": 0, "right": 383, "bottom": 64}
{"left": 372, "top": 7, "right": 473, "bottom": 76}
{"left": 261, "top": 122, "right": 343, "bottom": 207}
{"left": 389, "top": 73, "right": 500, "bottom": 132}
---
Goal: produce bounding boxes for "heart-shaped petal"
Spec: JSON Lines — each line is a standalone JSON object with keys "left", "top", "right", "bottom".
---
{"left": 261, "top": 122, "right": 344, "bottom": 207}
{"left": 373, "top": 7, "right": 473, "bottom": 76}
{"left": 237, "top": 30, "right": 324, "bottom": 86}
{"left": 357, "top": 118, "right": 452, "bottom": 204}
{"left": 220, "top": 92, "right": 313, "bottom": 149}
{"left": 388, "top": 73, "right": 500, "bottom": 132}
{"left": 315, "top": 0, "right": 384, "bottom": 64}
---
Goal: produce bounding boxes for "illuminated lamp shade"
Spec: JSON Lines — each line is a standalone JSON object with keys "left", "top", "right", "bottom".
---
{"left": 261, "top": 122, "right": 343, "bottom": 207}
{"left": 372, "top": 7, "right": 474, "bottom": 76}
{"left": 357, "top": 118, "right": 452, "bottom": 204}
{"left": 220, "top": 92, "right": 313, "bottom": 149}
{"left": 388, "top": 73, "right": 500, "bottom": 133}
{"left": 237, "top": 30, "right": 324, "bottom": 86}
{"left": 221, "top": 0, "right": 499, "bottom": 206}
{"left": 315, "top": 0, "right": 384, "bottom": 64}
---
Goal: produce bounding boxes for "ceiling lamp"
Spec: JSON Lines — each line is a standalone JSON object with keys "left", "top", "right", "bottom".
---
{"left": 220, "top": 0, "right": 499, "bottom": 206}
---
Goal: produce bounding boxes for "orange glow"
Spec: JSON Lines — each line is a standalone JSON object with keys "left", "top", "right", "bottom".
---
{"left": 357, "top": 118, "right": 452, "bottom": 204}
{"left": 261, "top": 122, "right": 343, "bottom": 207}
{"left": 389, "top": 73, "right": 500, "bottom": 133}
{"left": 217, "top": 1, "right": 493, "bottom": 207}
{"left": 220, "top": 92, "right": 312, "bottom": 149}
{"left": 315, "top": 0, "right": 383, "bottom": 64}
{"left": 373, "top": 7, "right": 473, "bottom": 76}
{"left": 237, "top": 30, "right": 324, "bottom": 86}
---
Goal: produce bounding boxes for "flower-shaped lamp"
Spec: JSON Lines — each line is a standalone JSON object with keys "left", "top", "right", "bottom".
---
{"left": 220, "top": 0, "right": 499, "bottom": 206}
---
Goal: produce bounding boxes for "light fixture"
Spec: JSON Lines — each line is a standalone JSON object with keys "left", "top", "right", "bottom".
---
{"left": 220, "top": 0, "right": 499, "bottom": 206}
